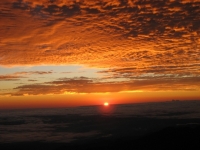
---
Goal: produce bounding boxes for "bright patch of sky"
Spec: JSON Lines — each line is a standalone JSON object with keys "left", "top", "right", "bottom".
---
{"left": 0, "top": 65, "right": 108, "bottom": 92}
{"left": 0, "top": 65, "right": 106, "bottom": 78}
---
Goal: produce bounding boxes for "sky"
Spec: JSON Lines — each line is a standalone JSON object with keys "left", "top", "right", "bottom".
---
{"left": 0, "top": 0, "right": 200, "bottom": 109}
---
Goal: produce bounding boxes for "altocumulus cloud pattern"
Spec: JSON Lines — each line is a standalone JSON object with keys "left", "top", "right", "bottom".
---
{"left": 0, "top": 0, "right": 200, "bottom": 96}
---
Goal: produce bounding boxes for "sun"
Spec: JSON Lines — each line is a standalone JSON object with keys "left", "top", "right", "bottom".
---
{"left": 104, "top": 102, "right": 109, "bottom": 106}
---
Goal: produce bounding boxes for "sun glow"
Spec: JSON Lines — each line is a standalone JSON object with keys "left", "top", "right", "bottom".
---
{"left": 104, "top": 102, "right": 109, "bottom": 106}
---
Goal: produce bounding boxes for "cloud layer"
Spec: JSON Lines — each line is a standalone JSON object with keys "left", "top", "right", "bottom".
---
{"left": 0, "top": 0, "right": 199, "bottom": 67}
{"left": 0, "top": 0, "right": 200, "bottom": 96}
{"left": 6, "top": 75, "right": 200, "bottom": 96}
{"left": 0, "top": 71, "right": 53, "bottom": 81}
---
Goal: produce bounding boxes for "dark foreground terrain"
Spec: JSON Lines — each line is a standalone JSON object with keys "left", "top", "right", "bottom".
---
{"left": 1, "top": 124, "right": 200, "bottom": 150}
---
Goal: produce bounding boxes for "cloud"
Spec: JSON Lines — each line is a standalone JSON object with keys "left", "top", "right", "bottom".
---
{"left": 0, "top": 75, "right": 23, "bottom": 81}
{"left": 98, "top": 63, "right": 200, "bottom": 78}
{"left": 14, "top": 71, "right": 53, "bottom": 75}
{"left": 61, "top": 71, "right": 71, "bottom": 74}
{"left": 0, "top": 0, "right": 199, "bottom": 69}
{"left": 0, "top": 0, "right": 199, "bottom": 96}
{"left": 0, "top": 71, "right": 53, "bottom": 81}
{"left": 28, "top": 79, "right": 38, "bottom": 82}
{"left": 0, "top": 114, "right": 99, "bottom": 143}
{"left": 7, "top": 75, "right": 200, "bottom": 96}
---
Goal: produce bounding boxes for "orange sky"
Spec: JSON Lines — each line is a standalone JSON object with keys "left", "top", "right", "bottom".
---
{"left": 0, "top": 0, "right": 200, "bottom": 109}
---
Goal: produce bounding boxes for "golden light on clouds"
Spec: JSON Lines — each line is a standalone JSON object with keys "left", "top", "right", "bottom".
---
{"left": 0, "top": 0, "right": 200, "bottom": 108}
